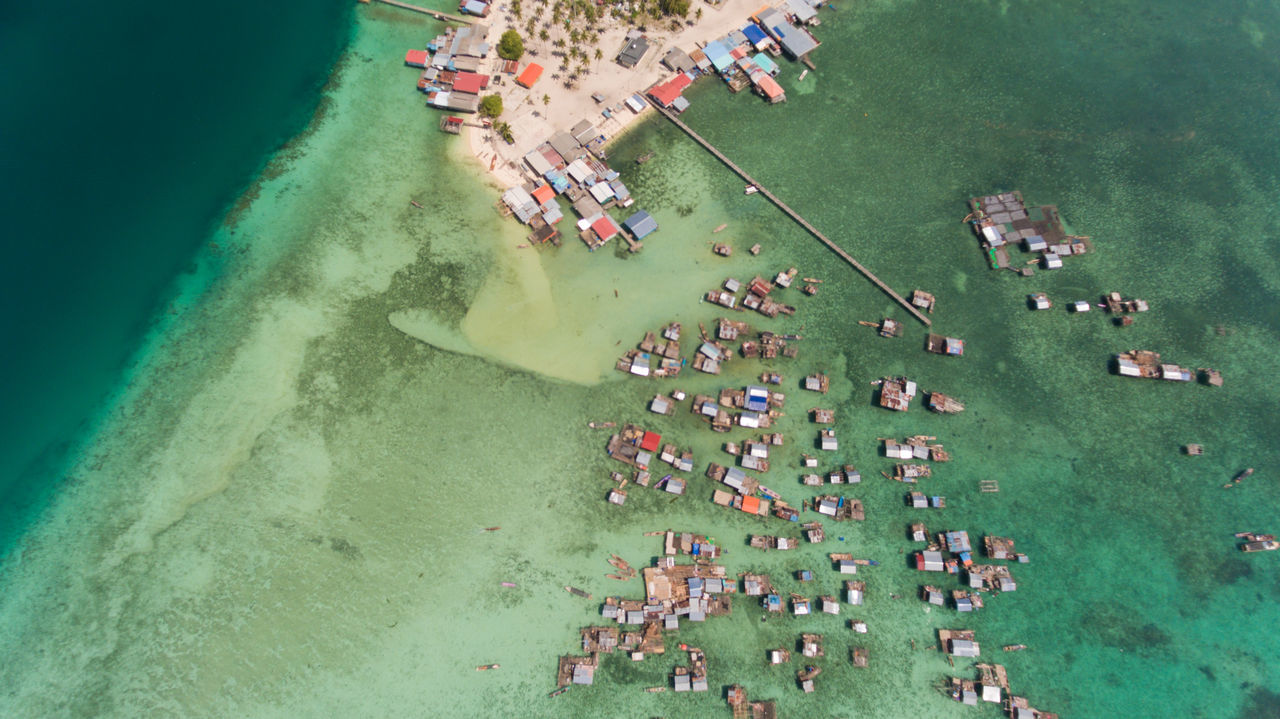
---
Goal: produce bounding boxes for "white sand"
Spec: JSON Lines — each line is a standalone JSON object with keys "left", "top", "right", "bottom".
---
{"left": 465, "top": 0, "right": 769, "bottom": 187}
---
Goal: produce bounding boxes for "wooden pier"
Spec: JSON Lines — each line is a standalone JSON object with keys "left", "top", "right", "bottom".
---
{"left": 371, "top": 0, "right": 474, "bottom": 24}
{"left": 651, "top": 103, "right": 930, "bottom": 326}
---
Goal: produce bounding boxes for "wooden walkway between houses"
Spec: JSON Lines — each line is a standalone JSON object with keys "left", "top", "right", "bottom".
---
{"left": 651, "top": 103, "right": 931, "bottom": 326}
{"left": 371, "top": 0, "right": 474, "bottom": 24}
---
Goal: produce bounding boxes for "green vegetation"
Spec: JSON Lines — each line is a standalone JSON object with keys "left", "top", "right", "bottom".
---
{"left": 479, "top": 94, "right": 504, "bottom": 118}
{"left": 495, "top": 121, "right": 515, "bottom": 144}
{"left": 659, "top": 0, "right": 689, "bottom": 17}
{"left": 497, "top": 30, "right": 525, "bottom": 61}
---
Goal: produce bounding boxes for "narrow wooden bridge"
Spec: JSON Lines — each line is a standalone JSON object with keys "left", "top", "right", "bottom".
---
{"left": 370, "top": 0, "right": 474, "bottom": 24}
{"left": 651, "top": 103, "right": 931, "bottom": 326}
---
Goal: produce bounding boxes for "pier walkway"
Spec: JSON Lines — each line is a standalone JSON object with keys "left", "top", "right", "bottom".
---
{"left": 371, "top": 0, "right": 474, "bottom": 24}
{"left": 651, "top": 103, "right": 931, "bottom": 326}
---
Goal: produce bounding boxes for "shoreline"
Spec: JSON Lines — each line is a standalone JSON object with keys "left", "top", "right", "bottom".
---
{"left": 461, "top": 0, "right": 775, "bottom": 188}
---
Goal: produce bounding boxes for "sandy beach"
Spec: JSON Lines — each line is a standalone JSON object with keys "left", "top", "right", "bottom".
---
{"left": 466, "top": 0, "right": 768, "bottom": 188}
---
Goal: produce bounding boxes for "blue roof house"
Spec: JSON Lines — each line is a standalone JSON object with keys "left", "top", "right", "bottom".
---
{"left": 623, "top": 209, "right": 659, "bottom": 239}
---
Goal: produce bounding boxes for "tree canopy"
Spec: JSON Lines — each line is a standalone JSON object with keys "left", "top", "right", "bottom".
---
{"left": 497, "top": 30, "right": 525, "bottom": 60}
{"left": 479, "top": 94, "right": 504, "bottom": 118}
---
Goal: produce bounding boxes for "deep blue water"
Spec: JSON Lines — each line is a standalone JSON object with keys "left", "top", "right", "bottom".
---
{"left": 0, "top": 0, "right": 353, "bottom": 548}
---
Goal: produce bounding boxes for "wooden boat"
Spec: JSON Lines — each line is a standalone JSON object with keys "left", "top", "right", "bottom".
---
{"left": 476, "top": 664, "right": 500, "bottom": 671}
{"left": 548, "top": 687, "right": 570, "bottom": 698}
{"left": 714, "top": 223, "right": 728, "bottom": 233}
{"left": 588, "top": 421, "right": 616, "bottom": 429}
{"left": 410, "top": 200, "right": 424, "bottom": 209}
{"left": 564, "top": 586, "right": 591, "bottom": 599}
{"left": 749, "top": 243, "right": 762, "bottom": 255}
{"left": 483, "top": 526, "right": 501, "bottom": 532}
{"left": 609, "top": 554, "right": 632, "bottom": 572}
{"left": 1238, "top": 532, "right": 1279, "bottom": 552}
{"left": 1183, "top": 444, "right": 1204, "bottom": 455}
{"left": 605, "top": 573, "right": 629, "bottom": 580}
{"left": 500, "top": 581, "right": 517, "bottom": 587}
{"left": 644, "top": 686, "right": 666, "bottom": 693}
{"left": 1002, "top": 644, "right": 1028, "bottom": 652}
{"left": 745, "top": 184, "right": 759, "bottom": 195}
{"left": 713, "top": 242, "right": 732, "bottom": 256}
{"left": 1224, "top": 467, "right": 1255, "bottom": 488}
{"left": 636, "top": 151, "right": 655, "bottom": 164}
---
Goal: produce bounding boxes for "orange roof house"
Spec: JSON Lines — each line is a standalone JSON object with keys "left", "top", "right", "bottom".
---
{"left": 755, "top": 74, "right": 785, "bottom": 102}
{"left": 530, "top": 183, "right": 554, "bottom": 205}
{"left": 741, "top": 496, "right": 761, "bottom": 515}
{"left": 515, "top": 63, "right": 544, "bottom": 88}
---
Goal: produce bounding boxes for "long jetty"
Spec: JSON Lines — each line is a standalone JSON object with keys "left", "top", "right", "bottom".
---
{"left": 651, "top": 103, "right": 931, "bottom": 326}
{"left": 370, "top": 0, "right": 474, "bottom": 24}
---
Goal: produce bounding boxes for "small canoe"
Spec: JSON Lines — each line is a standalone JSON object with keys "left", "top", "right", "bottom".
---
{"left": 565, "top": 586, "right": 591, "bottom": 599}
{"left": 549, "top": 687, "right": 570, "bottom": 698}
{"left": 1003, "top": 644, "right": 1027, "bottom": 652}
{"left": 483, "top": 526, "right": 501, "bottom": 532}
{"left": 500, "top": 581, "right": 517, "bottom": 587}
{"left": 713, "top": 223, "right": 728, "bottom": 233}
{"left": 477, "top": 664, "right": 500, "bottom": 671}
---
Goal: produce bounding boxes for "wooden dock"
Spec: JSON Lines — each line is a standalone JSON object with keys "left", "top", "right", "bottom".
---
{"left": 651, "top": 103, "right": 930, "bottom": 326}
{"left": 371, "top": 0, "right": 474, "bottom": 24}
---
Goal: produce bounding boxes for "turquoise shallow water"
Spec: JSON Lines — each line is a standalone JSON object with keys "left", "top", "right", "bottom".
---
{"left": 1, "top": 0, "right": 1279, "bottom": 717}
{"left": 0, "top": 0, "right": 353, "bottom": 548}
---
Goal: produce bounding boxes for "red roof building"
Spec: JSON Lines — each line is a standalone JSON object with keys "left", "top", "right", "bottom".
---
{"left": 647, "top": 73, "right": 692, "bottom": 108}
{"left": 515, "top": 63, "right": 544, "bottom": 88}
{"left": 452, "top": 71, "right": 489, "bottom": 95}
{"left": 590, "top": 215, "right": 620, "bottom": 242}
{"left": 405, "top": 50, "right": 430, "bottom": 68}
{"left": 640, "top": 431, "right": 662, "bottom": 452}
